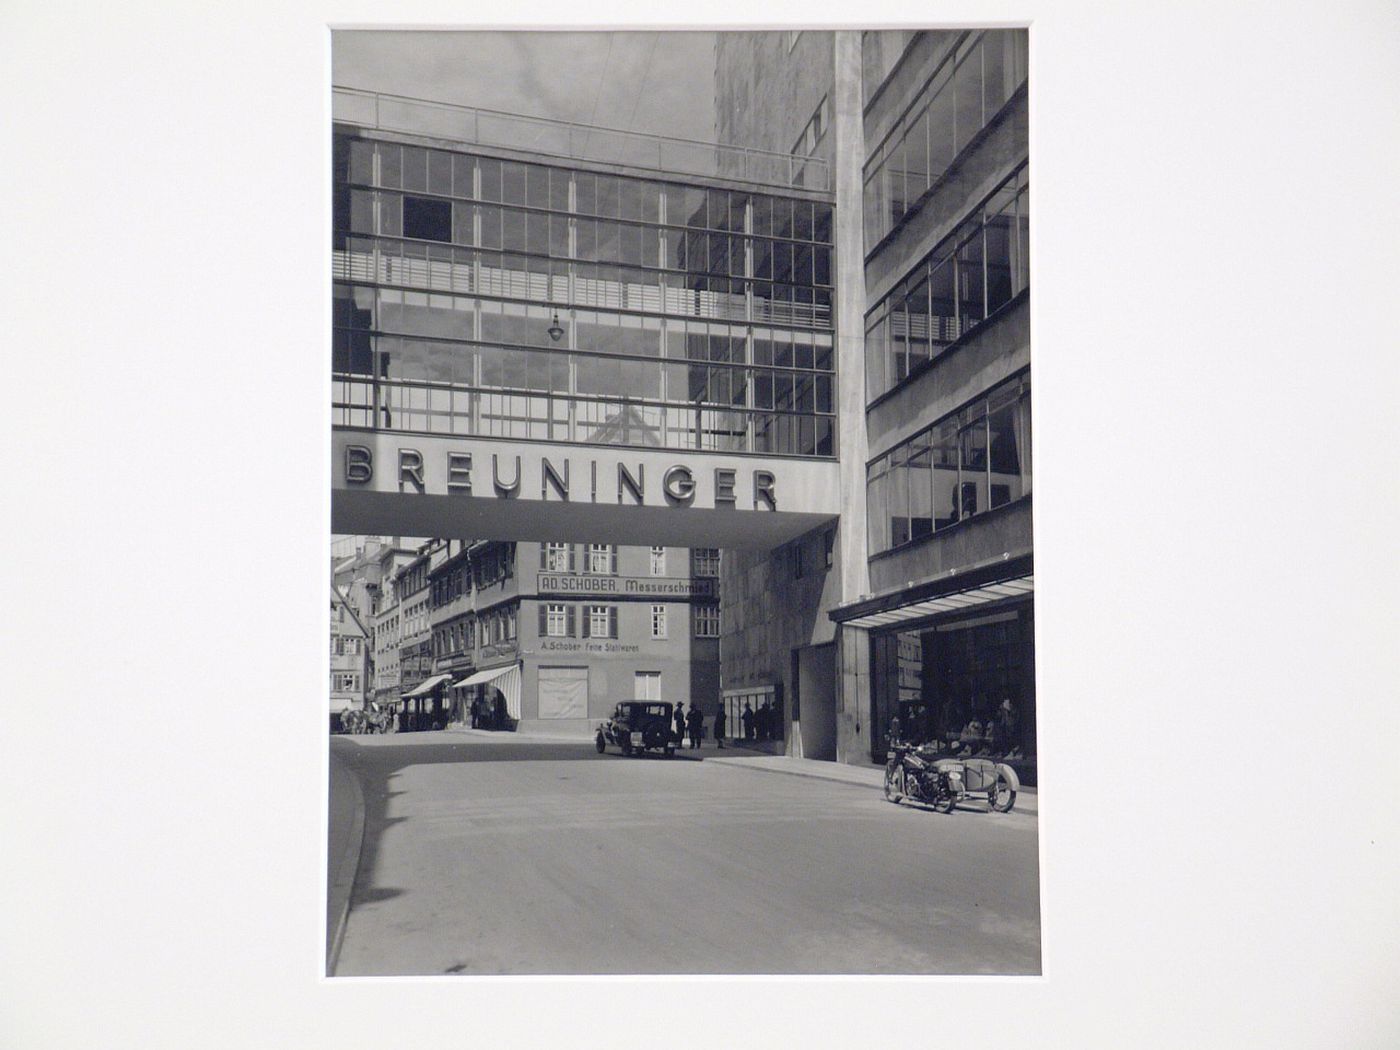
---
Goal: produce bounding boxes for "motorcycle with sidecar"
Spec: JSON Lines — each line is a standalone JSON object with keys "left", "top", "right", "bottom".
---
{"left": 884, "top": 739, "right": 1018, "bottom": 813}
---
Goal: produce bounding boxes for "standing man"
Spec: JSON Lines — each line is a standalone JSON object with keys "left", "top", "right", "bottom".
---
{"left": 741, "top": 700, "right": 754, "bottom": 741}
{"left": 713, "top": 701, "right": 727, "bottom": 749}
{"left": 674, "top": 702, "right": 687, "bottom": 749}
{"left": 687, "top": 703, "right": 704, "bottom": 750}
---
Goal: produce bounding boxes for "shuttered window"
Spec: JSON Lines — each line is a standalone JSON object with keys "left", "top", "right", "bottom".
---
{"left": 581, "top": 605, "right": 619, "bottom": 639}
{"left": 540, "top": 603, "right": 575, "bottom": 637}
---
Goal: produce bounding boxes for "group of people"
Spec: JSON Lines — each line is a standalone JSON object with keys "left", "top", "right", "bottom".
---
{"left": 738, "top": 698, "right": 779, "bottom": 741}
{"left": 666, "top": 699, "right": 783, "bottom": 749}
{"left": 671, "top": 702, "right": 716, "bottom": 750}
{"left": 468, "top": 695, "right": 505, "bottom": 730}
{"left": 888, "top": 696, "right": 1023, "bottom": 760}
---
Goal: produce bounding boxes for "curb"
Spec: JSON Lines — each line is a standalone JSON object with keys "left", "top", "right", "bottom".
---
{"left": 705, "top": 756, "right": 882, "bottom": 790}
{"left": 326, "top": 749, "right": 366, "bottom": 976}
{"left": 704, "top": 755, "right": 1039, "bottom": 814}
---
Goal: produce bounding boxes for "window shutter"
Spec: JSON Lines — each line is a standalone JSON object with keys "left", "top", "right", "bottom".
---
{"left": 538, "top": 605, "right": 548, "bottom": 636}
{"left": 566, "top": 605, "right": 576, "bottom": 637}
{"left": 539, "top": 545, "right": 547, "bottom": 570}
{"left": 609, "top": 607, "right": 618, "bottom": 639}
{"left": 609, "top": 547, "right": 617, "bottom": 575}
{"left": 582, "top": 608, "right": 591, "bottom": 638}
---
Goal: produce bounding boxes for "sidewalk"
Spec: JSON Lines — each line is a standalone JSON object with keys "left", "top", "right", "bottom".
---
{"left": 705, "top": 751, "right": 1038, "bottom": 815}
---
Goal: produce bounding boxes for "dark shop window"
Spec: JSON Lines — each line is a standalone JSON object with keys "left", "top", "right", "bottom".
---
{"left": 403, "top": 195, "right": 452, "bottom": 243}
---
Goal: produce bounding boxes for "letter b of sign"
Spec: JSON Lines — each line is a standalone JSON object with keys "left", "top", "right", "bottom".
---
{"left": 346, "top": 445, "right": 372, "bottom": 484}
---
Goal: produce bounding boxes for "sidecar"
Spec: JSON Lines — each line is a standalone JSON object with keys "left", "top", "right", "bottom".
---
{"left": 934, "top": 757, "right": 1018, "bottom": 812}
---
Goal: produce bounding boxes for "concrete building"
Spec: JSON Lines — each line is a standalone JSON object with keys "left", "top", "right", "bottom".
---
{"left": 714, "top": 30, "right": 1035, "bottom": 779}
{"left": 329, "top": 30, "right": 1034, "bottom": 776}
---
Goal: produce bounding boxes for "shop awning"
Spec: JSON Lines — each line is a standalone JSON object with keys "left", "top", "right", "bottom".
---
{"left": 401, "top": 673, "right": 453, "bottom": 699}
{"left": 829, "top": 554, "right": 1034, "bottom": 631}
{"left": 328, "top": 695, "right": 357, "bottom": 714}
{"left": 454, "top": 664, "right": 521, "bottom": 721}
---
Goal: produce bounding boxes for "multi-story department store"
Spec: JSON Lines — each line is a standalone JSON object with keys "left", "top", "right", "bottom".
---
{"left": 331, "top": 28, "right": 1034, "bottom": 778}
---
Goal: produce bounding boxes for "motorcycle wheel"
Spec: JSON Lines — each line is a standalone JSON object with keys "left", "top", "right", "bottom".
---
{"left": 595, "top": 733, "right": 606, "bottom": 754}
{"left": 884, "top": 765, "right": 904, "bottom": 803}
{"left": 932, "top": 787, "right": 958, "bottom": 814}
{"left": 991, "top": 772, "right": 1017, "bottom": 813}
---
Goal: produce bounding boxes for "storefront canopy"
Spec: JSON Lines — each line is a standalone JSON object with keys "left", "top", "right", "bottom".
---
{"left": 452, "top": 664, "right": 521, "bottom": 721}
{"left": 832, "top": 574, "right": 1033, "bottom": 631}
{"left": 401, "top": 673, "right": 453, "bottom": 699}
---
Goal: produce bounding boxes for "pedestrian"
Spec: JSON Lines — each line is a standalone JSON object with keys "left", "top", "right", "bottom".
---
{"left": 758, "top": 699, "right": 772, "bottom": 740}
{"left": 741, "top": 700, "right": 754, "bottom": 740}
{"left": 674, "top": 702, "right": 687, "bottom": 748}
{"left": 687, "top": 703, "right": 704, "bottom": 749}
{"left": 888, "top": 712, "right": 903, "bottom": 746}
{"left": 713, "top": 701, "right": 727, "bottom": 748}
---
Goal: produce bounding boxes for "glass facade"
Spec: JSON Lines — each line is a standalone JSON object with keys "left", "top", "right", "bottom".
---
{"left": 333, "top": 136, "right": 836, "bottom": 457}
{"left": 862, "top": 29, "right": 1028, "bottom": 246}
{"left": 866, "top": 371, "right": 1030, "bottom": 555}
{"left": 864, "top": 164, "right": 1028, "bottom": 402}
{"left": 869, "top": 605, "right": 1035, "bottom": 761}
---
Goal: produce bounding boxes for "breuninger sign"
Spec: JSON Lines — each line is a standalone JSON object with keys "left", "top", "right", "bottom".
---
{"left": 342, "top": 443, "right": 780, "bottom": 511}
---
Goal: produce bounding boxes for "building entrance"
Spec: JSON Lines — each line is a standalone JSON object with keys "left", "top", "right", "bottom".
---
{"left": 793, "top": 643, "right": 837, "bottom": 760}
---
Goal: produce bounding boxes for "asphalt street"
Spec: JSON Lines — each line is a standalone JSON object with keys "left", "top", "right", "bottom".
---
{"left": 329, "top": 733, "right": 1040, "bottom": 976}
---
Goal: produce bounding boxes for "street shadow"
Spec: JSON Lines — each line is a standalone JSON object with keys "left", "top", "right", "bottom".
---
{"left": 352, "top": 885, "right": 406, "bottom": 905}
{"left": 328, "top": 734, "right": 759, "bottom": 927}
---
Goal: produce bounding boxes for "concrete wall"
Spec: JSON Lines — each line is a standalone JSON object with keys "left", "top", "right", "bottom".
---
{"left": 715, "top": 31, "right": 834, "bottom": 159}
{"left": 713, "top": 31, "right": 877, "bottom": 765}
{"left": 868, "top": 498, "right": 1033, "bottom": 596}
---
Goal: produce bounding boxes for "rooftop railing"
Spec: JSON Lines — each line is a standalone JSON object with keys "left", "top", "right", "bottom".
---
{"left": 333, "top": 86, "right": 830, "bottom": 193}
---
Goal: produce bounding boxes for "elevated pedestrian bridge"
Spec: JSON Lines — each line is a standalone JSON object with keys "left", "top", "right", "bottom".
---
{"left": 332, "top": 90, "right": 842, "bottom": 547}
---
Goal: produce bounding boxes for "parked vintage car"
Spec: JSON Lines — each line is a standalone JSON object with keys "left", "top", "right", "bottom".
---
{"left": 596, "top": 701, "right": 677, "bottom": 757}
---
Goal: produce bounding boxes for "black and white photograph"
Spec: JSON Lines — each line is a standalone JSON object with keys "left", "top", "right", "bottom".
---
{"left": 6, "top": 1, "right": 1398, "bottom": 1047}
{"left": 326, "top": 28, "right": 1038, "bottom": 977}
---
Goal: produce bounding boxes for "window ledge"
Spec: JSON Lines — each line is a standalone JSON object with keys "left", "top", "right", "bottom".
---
{"left": 868, "top": 491, "right": 1033, "bottom": 564}
{"left": 865, "top": 287, "right": 1029, "bottom": 413}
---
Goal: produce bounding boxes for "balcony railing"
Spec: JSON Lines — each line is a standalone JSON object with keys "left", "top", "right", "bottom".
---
{"left": 333, "top": 86, "right": 830, "bottom": 193}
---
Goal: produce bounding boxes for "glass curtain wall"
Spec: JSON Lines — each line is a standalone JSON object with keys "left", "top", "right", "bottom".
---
{"left": 862, "top": 29, "right": 1028, "bottom": 246}
{"left": 333, "top": 136, "right": 835, "bottom": 456}
{"left": 864, "top": 163, "right": 1027, "bottom": 402}
{"left": 866, "top": 371, "right": 1030, "bottom": 556}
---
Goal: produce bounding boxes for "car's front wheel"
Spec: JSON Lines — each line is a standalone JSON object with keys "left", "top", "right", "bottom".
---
{"left": 621, "top": 738, "right": 633, "bottom": 756}
{"left": 595, "top": 733, "right": 606, "bottom": 754}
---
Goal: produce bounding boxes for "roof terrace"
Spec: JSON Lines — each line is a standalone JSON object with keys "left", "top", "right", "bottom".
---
{"left": 333, "top": 86, "right": 830, "bottom": 193}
